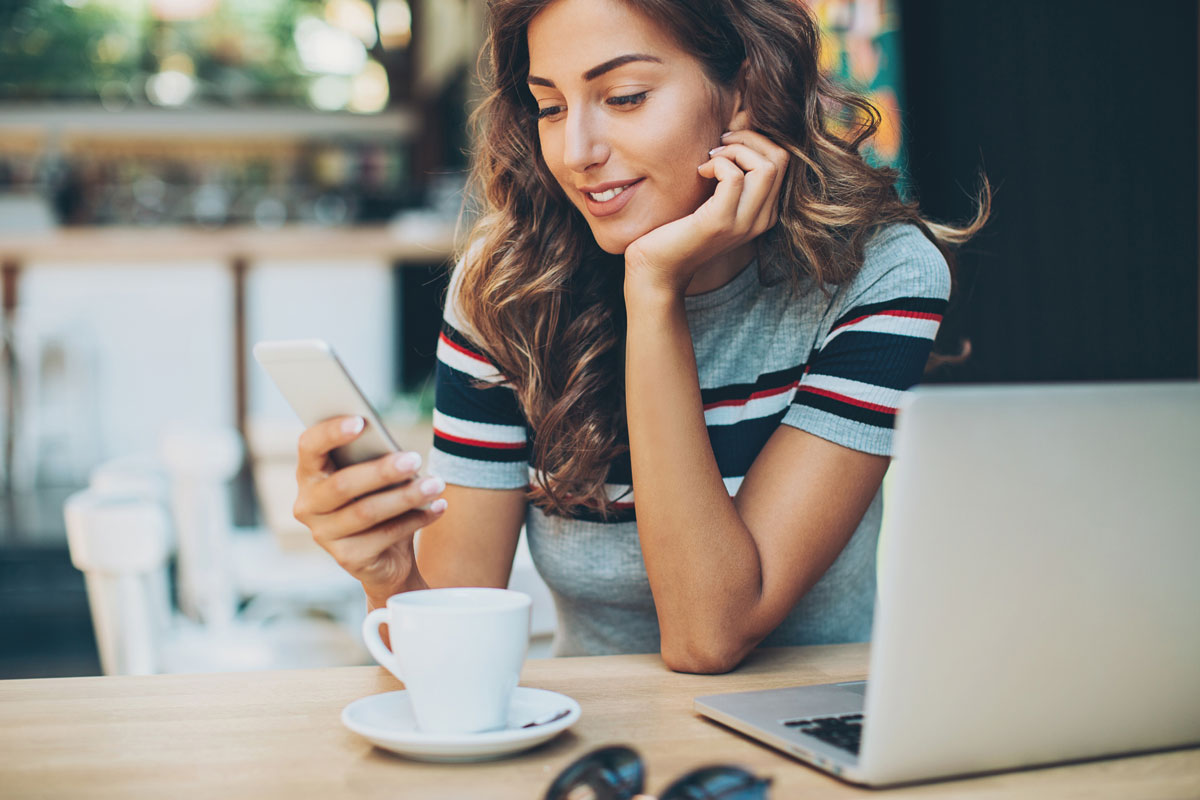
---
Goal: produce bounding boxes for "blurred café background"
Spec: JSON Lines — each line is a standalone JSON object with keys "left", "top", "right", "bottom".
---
{"left": 0, "top": 0, "right": 1195, "bottom": 679}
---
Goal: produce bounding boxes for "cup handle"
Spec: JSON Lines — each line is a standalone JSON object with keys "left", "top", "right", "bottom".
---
{"left": 362, "top": 607, "right": 402, "bottom": 680}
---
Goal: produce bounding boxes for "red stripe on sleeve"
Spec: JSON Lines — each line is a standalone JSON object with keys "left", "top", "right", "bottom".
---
{"left": 702, "top": 380, "right": 800, "bottom": 411}
{"left": 433, "top": 428, "right": 526, "bottom": 450}
{"left": 796, "top": 385, "right": 897, "bottom": 415}
{"left": 439, "top": 332, "right": 493, "bottom": 366}
{"left": 830, "top": 309, "right": 944, "bottom": 333}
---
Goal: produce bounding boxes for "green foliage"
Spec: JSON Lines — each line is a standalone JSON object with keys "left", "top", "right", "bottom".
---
{"left": 0, "top": 1, "right": 139, "bottom": 99}
{"left": 0, "top": 0, "right": 330, "bottom": 104}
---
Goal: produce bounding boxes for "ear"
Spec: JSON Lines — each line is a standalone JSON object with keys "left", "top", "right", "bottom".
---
{"left": 725, "top": 59, "right": 751, "bottom": 131}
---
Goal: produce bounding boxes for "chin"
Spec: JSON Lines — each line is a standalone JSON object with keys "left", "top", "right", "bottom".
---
{"left": 587, "top": 222, "right": 649, "bottom": 256}
{"left": 594, "top": 237, "right": 630, "bottom": 255}
{"left": 583, "top": 223, "right": 630, "bottom": 255}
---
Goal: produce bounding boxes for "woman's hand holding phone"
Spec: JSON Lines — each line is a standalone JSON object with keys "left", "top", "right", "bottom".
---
{"left": 292, "top": 414, "right": 447, "bottom": 605}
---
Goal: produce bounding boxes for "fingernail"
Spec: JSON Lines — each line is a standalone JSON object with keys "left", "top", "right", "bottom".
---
{"left": 342, "top": 417, "right": 364, "bottom": 434}
{"left": 419, "top": 477, "right": 445, "bottom": 496}
{"left": 708, "top": 145, "right": 726, "bottom": 155}
{"left": 720, "top": 130, "right": 732, "bottom": 139}
{"left": 392, "top": 451, "right": 421, "bottom": 472}
{"left": 430, "top": 498, "right": 448, "bottom": 513}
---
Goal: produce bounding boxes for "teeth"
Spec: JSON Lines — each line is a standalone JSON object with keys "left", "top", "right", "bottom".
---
{"left": 588, "top": 184, "right": 630, "bottom": 202}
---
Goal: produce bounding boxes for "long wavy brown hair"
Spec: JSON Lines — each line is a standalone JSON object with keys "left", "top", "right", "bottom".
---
{"left": 453, "top": 0, "right": 990, "bottom": 518}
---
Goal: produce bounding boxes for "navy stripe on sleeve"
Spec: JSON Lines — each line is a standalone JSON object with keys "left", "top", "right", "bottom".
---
{"left": 805, "top": 332, "right": 937, "bottom": 391}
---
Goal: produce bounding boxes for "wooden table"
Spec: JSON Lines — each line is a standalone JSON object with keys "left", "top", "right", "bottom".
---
{"left": 1, "top": 644, "right": 1196, "bottom": 799}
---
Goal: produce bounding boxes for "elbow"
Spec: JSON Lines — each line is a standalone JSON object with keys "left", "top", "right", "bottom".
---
{"left": 660, "top": 636, "right": 751, "bottom": 675}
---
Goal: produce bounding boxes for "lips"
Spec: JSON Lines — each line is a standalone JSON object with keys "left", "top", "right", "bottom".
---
{"left": 580, "top": 178, "right": 643, "bottom": 218}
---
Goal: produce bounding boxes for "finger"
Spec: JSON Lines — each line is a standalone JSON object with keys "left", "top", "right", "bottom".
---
{"left": 719, "top": 129, "right": 789, "bottom": 167}
{"left": 322, "top": 504, "right": 448, "bottom": 580}
{"left": 297, "top": 416, "right": 365, "bottom": 480}
{"left": 303, "top": 449, "right": 424, "bottom": 516}
{"left": 695, "top": 155, "right": 745, "bottom": 229}
{"left": 319, "top": 476, "right": 447, "bottom": 541}
{"left": 708, "top": 142, "right": 778, "bottom": 231}
{"left": 720, "top": 130, "right": 789, "bottom": 221}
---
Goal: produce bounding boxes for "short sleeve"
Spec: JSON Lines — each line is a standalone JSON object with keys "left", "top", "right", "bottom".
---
{"left": 426, "top": 257, "right": 531, "bottom": 490}
{"left": 782, "top": 225, "right": 951, "bottom": 456}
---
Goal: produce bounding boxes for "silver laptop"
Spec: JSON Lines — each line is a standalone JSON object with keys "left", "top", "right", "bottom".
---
{"left": 696, "top": 382, "right": 1200, "bottom": 787}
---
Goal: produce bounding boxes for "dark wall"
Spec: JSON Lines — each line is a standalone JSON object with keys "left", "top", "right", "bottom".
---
{"left": 396, "top": 262, "right": 451, "bottom": 392}
{"left": 900, "top": 0, "right": 1199, "bottom": 383}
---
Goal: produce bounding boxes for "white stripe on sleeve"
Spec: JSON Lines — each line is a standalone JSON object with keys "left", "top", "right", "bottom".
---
{"left": 798, "top": 373, "right": 905, "bottom": 411}
{"left": 433, "top": 410, "right": 526, "bottom": 445}
{"left": 823, "top": 313, "right": 941, "bottom": 348}
{"left": 437, "top": 334, "right": 507, "bottom": 384}
{"left": 703, "top": 386, "right": 799, "bottom": 427}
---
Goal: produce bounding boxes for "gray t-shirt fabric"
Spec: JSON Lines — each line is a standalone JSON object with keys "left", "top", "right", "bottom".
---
{"left": 428, "top": 222, "right": 950, "bottom": 656}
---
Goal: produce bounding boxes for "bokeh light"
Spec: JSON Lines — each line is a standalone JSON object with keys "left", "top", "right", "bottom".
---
{"left": 150, "top": 0, "right": 220, "bottom": 22}
{"left": 324, "top": 0, "right": 377, "bottom": 48}
{"left": 145, "top": 69, "right": 196, "bottom": 106}
{"left": 307, "top": 73, "right": 352, "bottom": 111}
{"left": 376, "top": 0, "right": 411, "bottom": 50}
{"left": 294, "top": 15, "right": 367, "bottom": 76}
{"left": 348, "top": 59, "right": 389, "bottom": 114}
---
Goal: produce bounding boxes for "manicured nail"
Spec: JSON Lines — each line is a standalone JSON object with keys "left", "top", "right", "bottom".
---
{"left": 720, "top": 130, "right": 733, "bottom": 139}
{"left": 708, "top": 145, "right": 726, "bottom": 155}
{"left": 342, "top": 417, "right": 364, "bottom": 434}
{"left": 429, "top": 498, "right": 448, "bottom": 513}
{"left": 392, "top": 451, "right": 421, "bottom": 472}
{"left": 418, "top": 477, "right": 445, "bottom": 496}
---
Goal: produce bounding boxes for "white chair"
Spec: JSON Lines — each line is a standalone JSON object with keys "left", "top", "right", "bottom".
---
{"left": 158, "top": 426, "right": 242, "bottom": 628}
{"left": 88, "top": 454, "right": 176, "bottom": 637}
{"left": 67, "top": 432, "right": 368, "bottom": 675}
{"left": 156, "top": 425, "right": 368, "bottom": 669}
{"left": 64, "top": 490, "right": 172, "bottom": 676}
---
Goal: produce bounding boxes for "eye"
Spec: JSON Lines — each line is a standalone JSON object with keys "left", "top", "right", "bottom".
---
{"left": 607, "top": 91, "right": 648, "bottom": 108}
{"left": 536, "top": 104, "right": 565, "bottom": 120}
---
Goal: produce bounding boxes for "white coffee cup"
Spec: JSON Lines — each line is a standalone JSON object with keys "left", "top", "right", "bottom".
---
{"left": 362, "top": 587, "right": 531, "bottom": 734}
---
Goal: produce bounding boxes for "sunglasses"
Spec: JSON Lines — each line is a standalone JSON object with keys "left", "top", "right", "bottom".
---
{"left": 543, "top": 745, "right": 771, "bottom": 800}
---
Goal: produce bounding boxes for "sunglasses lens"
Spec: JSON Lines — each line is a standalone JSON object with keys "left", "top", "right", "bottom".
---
{"left": 544, "top": 746, "right": 644, "bottom": 800}
{"left": 659, "top": 766, "right": 770, "bottom": 800}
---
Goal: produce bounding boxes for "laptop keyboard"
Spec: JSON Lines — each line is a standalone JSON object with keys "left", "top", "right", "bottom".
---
{"left": 783, "top": 714, "right": 864, "bottom": 755}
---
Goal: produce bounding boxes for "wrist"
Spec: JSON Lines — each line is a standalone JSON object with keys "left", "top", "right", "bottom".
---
{"left": 624, "top": 264, "right": 686, "bottom": 309}
{"left": 364, "top": 552, "right": 429, "bottom": 609}
{"left": 365, "top": 573, "right": 428, "bottom": 611}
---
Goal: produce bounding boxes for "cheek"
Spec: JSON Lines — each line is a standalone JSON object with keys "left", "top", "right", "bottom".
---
{"left": 643, "top": 108, "right": 723, "bottom": 209}
{"left": 651, "top": 141, "right": 715, "bottom": 214}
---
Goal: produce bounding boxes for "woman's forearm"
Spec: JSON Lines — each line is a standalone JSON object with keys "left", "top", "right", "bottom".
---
{"left": 623, "top": 282, "right": 769, "bottom": 673}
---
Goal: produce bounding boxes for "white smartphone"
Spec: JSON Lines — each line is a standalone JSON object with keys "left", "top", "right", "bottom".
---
{"left": 253, "top": 339, "right": 401, "bottom": 470}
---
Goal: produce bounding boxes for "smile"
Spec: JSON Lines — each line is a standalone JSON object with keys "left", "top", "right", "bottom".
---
{"left": 588, "top": 184, "right": 631, "bottom": 202}
{"left": 580, "top": 178, "right": 643, "bottom": 218}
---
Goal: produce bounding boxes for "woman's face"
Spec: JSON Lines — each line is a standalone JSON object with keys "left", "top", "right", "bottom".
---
{"left": 526, "top": 0, "right": 736, "bottom": 255}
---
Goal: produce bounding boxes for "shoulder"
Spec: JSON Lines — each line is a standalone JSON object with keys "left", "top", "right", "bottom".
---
{"left": 849, "top": 222, "right": 951, "bottom": 304}
{"left": 443, "top": 237, "right": 487, "bottom": 335}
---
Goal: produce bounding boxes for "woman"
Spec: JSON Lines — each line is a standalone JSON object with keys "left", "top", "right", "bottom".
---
{"left": 293, "top": 0, "right": 988, "bottom": 673}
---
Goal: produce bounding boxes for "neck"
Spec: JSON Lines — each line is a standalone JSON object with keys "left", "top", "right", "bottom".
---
{"left": 684, "top": 240, "right": 758, "bottom": 296}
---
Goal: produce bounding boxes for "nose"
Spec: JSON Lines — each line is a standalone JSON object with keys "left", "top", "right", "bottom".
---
{"left": 562, "top": 106, "right": 609, "bottom": 173}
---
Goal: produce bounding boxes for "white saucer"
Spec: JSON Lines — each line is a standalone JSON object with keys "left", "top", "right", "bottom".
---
{"left": 341, "top": 686, "right": 581, "bottom": 762}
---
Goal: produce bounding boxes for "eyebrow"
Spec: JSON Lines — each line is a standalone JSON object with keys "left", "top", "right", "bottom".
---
{"left": 527, "top": 53, "right": 663, "bottom": 88}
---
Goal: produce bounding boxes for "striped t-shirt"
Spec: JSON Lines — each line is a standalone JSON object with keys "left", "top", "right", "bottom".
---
{"left": 427, "top": 223, "right": 950, "bottom": 656}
